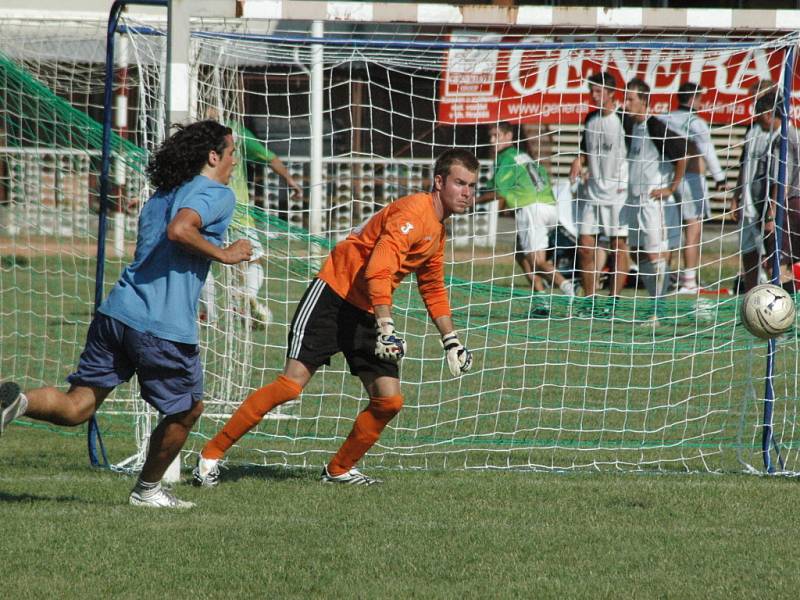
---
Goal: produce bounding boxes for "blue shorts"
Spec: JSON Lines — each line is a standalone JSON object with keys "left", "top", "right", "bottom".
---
{"left": 68, "top": 313, "right": 203, "bottom": 415}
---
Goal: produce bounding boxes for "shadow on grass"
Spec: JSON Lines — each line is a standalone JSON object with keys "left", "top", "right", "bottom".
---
{"left": 0, "top": 490, "right": 83, "bottom": 504}
{"left": 218, "top": 464, "right": 314, "bottom": 484}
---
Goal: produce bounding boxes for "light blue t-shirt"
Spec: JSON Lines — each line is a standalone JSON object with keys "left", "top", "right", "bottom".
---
{"left": 99, "top": 175, "right": 235, "bottom": 344}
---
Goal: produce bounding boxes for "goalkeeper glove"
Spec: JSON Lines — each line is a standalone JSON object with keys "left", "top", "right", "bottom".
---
{"left": 375, "top": 317, "right": 407, "bottom": 362}
{"left": 441, "top": 332, "right": 472, "bottom": 377}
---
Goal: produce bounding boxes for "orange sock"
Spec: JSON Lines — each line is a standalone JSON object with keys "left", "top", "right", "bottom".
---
{"left": 202, "top": 375, "right": 302, "bottom": 460}
{"left": 328, "top": 394, "right": 403, "bottom": 476}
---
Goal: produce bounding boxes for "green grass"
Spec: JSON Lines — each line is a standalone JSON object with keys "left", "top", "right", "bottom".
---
{"left": 3, "top": 426, "right": 800, "bottom": 599}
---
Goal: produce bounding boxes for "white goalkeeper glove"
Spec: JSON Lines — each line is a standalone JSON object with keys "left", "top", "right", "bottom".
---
{"left": 441, "top": 332, "right": 472, "bottom": 377}
{"left": 375, "top": 317, "right": 407, "bottom": 362}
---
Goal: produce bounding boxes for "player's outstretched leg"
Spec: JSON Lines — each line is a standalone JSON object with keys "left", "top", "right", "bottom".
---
{"left": 0, "top": 382, "right": 27, "bottom": 436}
{"left": 194, "top": 374, "right": 303, "bottom": 487}
{"left": 321, "top": 394, "right": 403, "bottom": 486}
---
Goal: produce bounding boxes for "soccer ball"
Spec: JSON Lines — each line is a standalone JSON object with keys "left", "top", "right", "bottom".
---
{"left": 740, "top": 284, "right": 796, "bottom": 339}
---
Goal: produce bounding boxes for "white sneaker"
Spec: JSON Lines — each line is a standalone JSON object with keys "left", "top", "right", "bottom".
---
{"left": 0, "top": 382, "right": 27, "bottom": 436}
{"left": 320, "top": 465, "right": 382, "bottom": 486}
{"left": 675, "top": 284, "right": 700, "bottom": 295}
{"left": 192, "top": 457, "right": 220, "bottom": 488}
{"left": 250, "top": 299, "right": 272, "bottom": 326}
{"left": 559, "top": 280, "right": 577, "bottom": 297}
{"left": 129, "top": 486, "right": 195, "bottom": 509}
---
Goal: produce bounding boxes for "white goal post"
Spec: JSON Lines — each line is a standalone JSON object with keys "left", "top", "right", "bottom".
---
{"left": 1, "top": 2, "right": 800, "bottom": 476}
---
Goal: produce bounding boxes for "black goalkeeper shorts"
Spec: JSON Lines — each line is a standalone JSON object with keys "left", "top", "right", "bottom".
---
{"left": 287, "top": 278, "right": 400, "bottom": 379}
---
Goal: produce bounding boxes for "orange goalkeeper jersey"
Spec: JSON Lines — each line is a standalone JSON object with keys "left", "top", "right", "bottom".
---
{"left": 318, "top": 192, "right": 451, "bottom": 320}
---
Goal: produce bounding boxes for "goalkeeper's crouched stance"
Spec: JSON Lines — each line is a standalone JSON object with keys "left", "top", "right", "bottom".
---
{"left": 196, "top": 148, "right": 478, "bottom": 486}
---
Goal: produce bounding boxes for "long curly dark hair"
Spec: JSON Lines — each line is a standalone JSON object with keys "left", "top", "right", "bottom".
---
{"left": 146, "top": 120, "right": 232, "bottom": 192}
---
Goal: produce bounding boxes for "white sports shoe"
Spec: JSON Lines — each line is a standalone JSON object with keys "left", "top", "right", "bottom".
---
{"left": 320, "top": 465, "right": 382, "bottom": 486}
{"left": 674, "top": 277, "right": 700, "bottom": 294}
{"left": 129, "top": 486, "right": 195, "bottom": 509}
{"left": 249, "top": 299, "right": 272, "bottom": 326}
{"left": 192, "top": 457, "right": 220, "bottom": 488}
{"left": 675, "top": 285, "right": 700, "bottom": 295}
{"left": 0, "top": 382, "right": 27, "bottom": 436}
{"left": 559, "top": 280, "right": 577, "bottom": 297}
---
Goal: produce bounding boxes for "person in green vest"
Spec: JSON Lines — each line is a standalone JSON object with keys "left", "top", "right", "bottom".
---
{"left": 202, "top": 107, "right": 302, "bottom": 327}
{"left": 477, "top": 122, "right": 575, "bottom": 316}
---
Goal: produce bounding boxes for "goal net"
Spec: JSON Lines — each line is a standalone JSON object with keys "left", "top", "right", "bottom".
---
{"left": 0, "top": 16, "right": 148, "bottom": 454}
{"left": 1, "top": 10, "right": 798, "bottom": 474}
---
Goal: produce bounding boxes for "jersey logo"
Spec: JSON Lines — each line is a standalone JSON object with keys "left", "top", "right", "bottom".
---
{"left": 400, "top": 222, "right": 414, "bottom": 235}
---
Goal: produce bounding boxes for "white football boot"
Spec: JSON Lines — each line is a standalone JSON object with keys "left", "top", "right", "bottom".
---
{"left": 320, "top": 465, "right": 382, "bottom": 486}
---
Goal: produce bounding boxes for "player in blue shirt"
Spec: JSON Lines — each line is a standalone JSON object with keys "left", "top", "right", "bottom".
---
{"left": 0, "top": 120, "right": 253, "bottom": 509}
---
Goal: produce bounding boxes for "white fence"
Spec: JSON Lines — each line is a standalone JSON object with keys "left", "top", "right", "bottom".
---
{"left": 0, "top": 151, "right": 499, "bottom": 247}
{"left": 0, "top": 147, "right": 102, "bottom": 237}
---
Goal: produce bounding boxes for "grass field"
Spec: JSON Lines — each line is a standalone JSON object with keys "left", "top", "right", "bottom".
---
{"left": 3, "top": 425, "right": 800, "bottom": 599}
{"left": 2, "top": 234, "right": 800, "bottom": 598}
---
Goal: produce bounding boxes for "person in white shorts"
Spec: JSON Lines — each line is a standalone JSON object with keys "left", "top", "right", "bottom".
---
{"left": 731, "top": 91, "right": 780, "bottom": 291}
{"left": 478, "top": 122, "right": 575, "bottom": 313}
{"left": 200, "top": 107, "right": 303, "bottom": 328}
{"left": 570, "top": 71, "right": 629, "bottom": 308}
{"left": 622, "top": 79, "right": 688, "bottom": 324}
{"left": 659, "top": 82, "right": 727, "bottom": 293}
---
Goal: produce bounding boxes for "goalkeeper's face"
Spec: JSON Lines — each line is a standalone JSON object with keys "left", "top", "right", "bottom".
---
{"left": 436, "top": 164, "right": 477, "bottom": 215}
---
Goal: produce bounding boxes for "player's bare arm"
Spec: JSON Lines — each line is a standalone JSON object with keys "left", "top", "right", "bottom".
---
{"left": 650, "top": 157, "right": 687, "bottom": 201}
{"left": 168, "top": 208, "right": 253, "bottom": 264}
{"left": 476, "top": 190, "right": 496, "bottom": 205}
{"left": 476, "top": 190, "right": 508, "bottom": 212}
{"left": 269, "top": 155, "right": 303, "bottom": 199}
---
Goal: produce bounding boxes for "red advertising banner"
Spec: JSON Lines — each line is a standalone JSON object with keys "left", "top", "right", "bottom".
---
{"left": 438, "top": 34, "right": 799, "bottom": 126}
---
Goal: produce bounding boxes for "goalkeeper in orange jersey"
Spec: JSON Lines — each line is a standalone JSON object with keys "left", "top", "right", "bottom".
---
{"left": 194, "top": 149, "right": 477, "bottom": 486}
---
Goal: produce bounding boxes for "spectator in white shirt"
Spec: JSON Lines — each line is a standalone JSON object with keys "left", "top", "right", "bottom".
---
{"left": 570, "top": 71, "right": 630, "bottom": 308}
{"left": 659, "top": 82, "right": 727, "bottom": 294}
